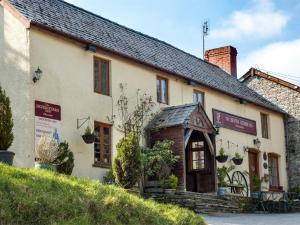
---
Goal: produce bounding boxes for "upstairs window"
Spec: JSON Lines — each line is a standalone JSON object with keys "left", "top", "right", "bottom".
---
{"left": 261, "top": 113, "right": 269, "bottom": 139}
{"left": 193, "top": 90, "right": 205, "bottom": 107}
{"left": 94, "top": 57, "right": 110, "bottom": 96}
{"left": 157, "top": 76, "right": 168, "bottom": 104}
{"left": 94, "top": 122, "right": 111, "bottom": 168}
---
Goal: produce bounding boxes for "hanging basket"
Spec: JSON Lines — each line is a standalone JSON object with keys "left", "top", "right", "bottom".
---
{"left": 216, "top": 155, "right": 228, "bottom": 163}
{"left": 232, "top": 157, "right": 243, "bottom": 165}
{"left": 82, "top": 134, "right": 95, "bottom": 144}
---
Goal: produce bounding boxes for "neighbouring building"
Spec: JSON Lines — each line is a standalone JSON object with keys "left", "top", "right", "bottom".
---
{"left": 0, "top": 0, "right": 288, "bottom": 194}
{"left": 240, "top": 68, "right": 300, "bottom": 189}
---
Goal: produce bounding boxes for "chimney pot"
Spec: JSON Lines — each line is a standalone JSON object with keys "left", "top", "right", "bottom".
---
{"left": 204, "top": 46, "right": 237, "bottom": 77}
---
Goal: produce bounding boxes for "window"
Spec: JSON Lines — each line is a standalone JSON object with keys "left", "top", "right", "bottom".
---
{"left": 94, "top": 122, "right": 111, "bottom": 167}
{"left": 261, "top": 113, "right": 269, "bottom": 139}
{"left": 94, "top": 57, "right": 110, "bottom": 95}
{"left": 157, "top": 76, "right": 168, "bottom": 104}
{"left": 190, "top": 141, "right": 205, "bottom": 170}
{"left": 268, "top": 154, "right": 280, "bottom": 190}
{"left": 193, "top": 90, "right": 204, "bottom": 106}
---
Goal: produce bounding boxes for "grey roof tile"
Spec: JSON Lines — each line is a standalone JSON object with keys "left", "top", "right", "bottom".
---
{"left": 8, "top": 0, "right": 284, "bottom": 113}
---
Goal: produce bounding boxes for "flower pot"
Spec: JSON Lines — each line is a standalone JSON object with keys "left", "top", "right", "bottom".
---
{"left": 232, "top": 157, "right": 243, "bottom": 165}
{"left": 233, "top": 186, "right": 244, "bottom": 194}
{"left": 164, "top": 189, "right": 176, "bottom": 195}
{"left": 216, "top": 155, "right": 228, "bottom": 163}
{"left": 82, "top": 134, "right": 95, "bottom": 144}
{"left": 251, "top": 191, "right": 261, "bottom": 199}
{"left": 217, "top": 187, "right": 227, "bottom": 197}
{"left": 0, "top": 150, "right": 15, "bottom": 165}
{"left": 35, "top": 162, "right": 57, "bottom": 172}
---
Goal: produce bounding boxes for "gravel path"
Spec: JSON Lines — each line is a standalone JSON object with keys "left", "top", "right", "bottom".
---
{"left": 204, "top": 213, "right": 300, "bottom": 225}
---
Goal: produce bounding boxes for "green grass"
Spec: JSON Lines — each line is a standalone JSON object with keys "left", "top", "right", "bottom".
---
{"left": 0, "top": 164, "right": 206, "bottom": 225}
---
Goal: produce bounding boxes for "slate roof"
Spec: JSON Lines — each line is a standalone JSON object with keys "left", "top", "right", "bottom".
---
{"left": 7, "top": 0, "right": 284, "bottom": 113}
{"left": 146, "top": 103, "right": 212, "bottom": 130}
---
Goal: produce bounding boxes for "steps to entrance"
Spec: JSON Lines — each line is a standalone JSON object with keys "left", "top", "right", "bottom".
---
{"left": 144, "top": 191, "right": 251, "bottom": 214}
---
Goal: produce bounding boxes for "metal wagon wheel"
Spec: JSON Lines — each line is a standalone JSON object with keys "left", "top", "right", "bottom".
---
{"left": 231, "top": 171, "right": 249, "bottom": 197}
{"left": 224, "top": 171, "right": 233, "bottom": 193}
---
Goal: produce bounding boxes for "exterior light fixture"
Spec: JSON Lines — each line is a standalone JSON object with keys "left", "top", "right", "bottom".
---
{"left": 214, "top": 124, "right": 220, "bottom": 135}
{"left": 85, "top": 44, "right": 97, "bottom": 53}
{"left": 33, "top": 67, "right": 43, "bottom": 83}
{"left": 239, "top": 99, "right": 247, "bottom": 104}
{"left": 187, "top": 80, "right": 196, "bottom": 86}
{"left": 253, "top": 138, "right": 261, "bottom": 149}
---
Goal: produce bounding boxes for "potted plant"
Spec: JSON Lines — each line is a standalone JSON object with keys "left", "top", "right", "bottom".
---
{"left": 34, "top": 136, "right": 60, "bottom": 171}
{"left": 250, "top": 174, "right": 268, "bottom": 199}
{"left": 0, "top": 86, "right": 14, "bottom": 165}
{"left": 216, "top": 147, "right": 228, "bottom": 163}
{"left": 160, "top": 174, "right": 178, "bottom": 194}
{"left": 232, "top": 152, "right": 243, "bottom": 165}
{"left": 82, "top": 126, "right": 95, "bottom": 144}
{"left": 217, "top": 165, "right": 235, "bottom": 197}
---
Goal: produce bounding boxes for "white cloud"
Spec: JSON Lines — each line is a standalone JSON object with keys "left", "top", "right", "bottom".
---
{"left": 238, "top": 39, "right": 300, "bottom": 86}
{"left": 211, "top": 0, "right": 289, "bottom": 40}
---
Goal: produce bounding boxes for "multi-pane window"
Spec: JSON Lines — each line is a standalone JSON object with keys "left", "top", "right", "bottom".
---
{"left": 190, "top": 141, "right": 205, "bottom": 170}
{"left": 94, "top": 122, "right": 111, "bottom": 167}
{"left": 157, "top": 76, "right": 168, "bottom": 104}
{"left": 193, "top": 90, "right": 205, "bottom": 106}
{"left": 94, "top": 57, "right": 110, "bottom": 95}
{"left": 268, "top": 154, "right": 280, "bottom": 189}
{"left": 261, "top": 113, "right": 269, "bottom": 139}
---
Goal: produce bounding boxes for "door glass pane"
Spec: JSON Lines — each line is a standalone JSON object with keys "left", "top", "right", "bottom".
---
{"left": 192, "top": 141, "right": 204, "bottom": 148}
{"left": 94, "top": 124, "right": 101, "bottom": 162}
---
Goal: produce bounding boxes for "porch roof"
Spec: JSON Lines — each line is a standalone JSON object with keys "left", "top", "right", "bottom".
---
{"left": 146, "top": 103, "right": 215, "bottom": 132}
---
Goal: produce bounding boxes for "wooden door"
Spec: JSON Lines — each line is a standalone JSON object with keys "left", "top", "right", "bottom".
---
{"left": 268, "top": 154, "right": 280, "bottom": 190}
{"left": 248, "top": 150, "right": 259, "bottom": 191}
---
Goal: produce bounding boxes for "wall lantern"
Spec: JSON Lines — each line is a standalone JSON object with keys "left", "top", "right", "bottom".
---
{"left": 253, "top": 138, "right": 261, "bottom": 149}
{"left": 214, "top": 124, "right": 220, "bottom": 135}
{"left": 239, "top": 98, "right": 247, "bottom": 104}
{"left": 33, "top": 67, "right": 43, "bottom": 83}
{"left": 85, "top": 44, "right": 97, "bottom": 53}
{"left": 187, "top": 80, "right": 196, "bottom": 86}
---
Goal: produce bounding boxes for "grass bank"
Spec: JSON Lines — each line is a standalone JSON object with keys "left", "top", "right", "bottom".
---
{"left": 0, "top": 164, "right": 206, "bottom": 225}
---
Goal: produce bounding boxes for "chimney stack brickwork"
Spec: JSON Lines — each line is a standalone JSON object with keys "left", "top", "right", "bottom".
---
{"left": 204, "top": 46, "right": 238, "bottom": 77}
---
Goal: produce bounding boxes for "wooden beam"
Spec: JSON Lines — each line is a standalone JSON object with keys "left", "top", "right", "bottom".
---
{"left": 184, "top": 128, "right": 193, "bottom": 148}
{"left": 203, "top": 132, "right": 215, "bottom": 156}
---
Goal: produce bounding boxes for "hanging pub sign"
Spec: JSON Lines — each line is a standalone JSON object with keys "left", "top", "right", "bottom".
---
{"left": 35, "top": 101, "right": 61, "bottom": 148}
{"left": 212, "top": 109, "right": 257, "bottom": 135}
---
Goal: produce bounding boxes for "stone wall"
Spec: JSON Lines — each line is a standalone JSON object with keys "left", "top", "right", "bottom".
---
{"left": 243, "top": 76, "right": 300, "bottom": 189}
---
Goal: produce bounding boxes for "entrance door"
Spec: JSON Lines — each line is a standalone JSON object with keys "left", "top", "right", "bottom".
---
{"left": 248, "top": 150, "right": 259, "bottom": 191}
{"left": 186, "top": 132, "right": 215, "bottom": 193}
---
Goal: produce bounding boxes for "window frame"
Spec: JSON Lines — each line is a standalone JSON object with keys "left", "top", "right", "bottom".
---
{"left": 93, "top": 56, "right": 110, "bottom": 96}
{"left": 188, "top": 141, "right": 208, "bottom": 172}
{"left": 93, "top": 121, "right": 112, "bottom": 168}
{"left": 193, "top": 90, "right": 205, "bottom": 107}
{"left": 268, "top": 153, "right": 280, "bottom": 191}
{"left": 260, "top": 113, "right": 270, "bottom": 139}
{"left": 156, "top": 76, "right": 169, "bottom": 104}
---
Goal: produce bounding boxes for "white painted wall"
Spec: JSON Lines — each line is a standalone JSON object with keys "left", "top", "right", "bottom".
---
{"left": 0, "top": 5, "right": 34, "bottom": 167}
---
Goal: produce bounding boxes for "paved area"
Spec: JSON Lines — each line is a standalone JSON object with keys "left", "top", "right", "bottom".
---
{"left": 204, "top": 213, "right": 300, "bottom": 225}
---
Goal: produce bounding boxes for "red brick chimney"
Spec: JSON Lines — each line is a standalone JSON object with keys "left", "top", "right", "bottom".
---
{"left": 204, "top": 46, "right": 237, "bottom": 77}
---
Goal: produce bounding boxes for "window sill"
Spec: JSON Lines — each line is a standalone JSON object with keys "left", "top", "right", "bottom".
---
{"left": 94, "top": 91, "right": 111, "bottom": 97}
{"left": 92, "top": 162, "right": 111, "bottom": 169}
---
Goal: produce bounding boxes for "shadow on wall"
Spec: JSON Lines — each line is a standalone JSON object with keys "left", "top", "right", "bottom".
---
{"left": 0, "top": 6, "right": 33, "bottom": 167}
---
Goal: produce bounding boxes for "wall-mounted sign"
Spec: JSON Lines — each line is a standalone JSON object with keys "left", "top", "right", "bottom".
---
{"left": 212, "top": 109, "right": 257, "bottom": 135}
{"left": 35, "top": 101, "right": 61, "bottom": 148}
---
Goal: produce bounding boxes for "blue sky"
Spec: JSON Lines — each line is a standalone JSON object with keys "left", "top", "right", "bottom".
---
{"left": 66, "top": 0, "right": 300, "bottom": 85}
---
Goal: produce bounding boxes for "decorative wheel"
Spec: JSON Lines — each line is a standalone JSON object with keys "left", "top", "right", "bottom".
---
{"left": 224, "top": 171, "right": 232, "bottom": 192}
{"left": 231, "top": 171, "right": 249, "bottom": 196}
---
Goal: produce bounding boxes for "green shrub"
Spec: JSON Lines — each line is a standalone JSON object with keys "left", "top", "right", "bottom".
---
{"left": 217, "top": 165, "right": 235, "bottom": 187}
{"left": 113, "top": 132, "right": 142, "bottom": 189}
{"left": 160, "top": 174, "right": 178, "bottom": 189}
{"left": 142, "top": 140, "right": 178, "bottom": 180}
{"left": 0, "top": 164, "right": 206, "bottom": 225}
{"left": 0, "top": 86, "right": 13, "bottom": 150}
{"left": 55, "top": 141, "right": 74, "bottom": 175}
{"left": 103, "top": 170, "right": 116, "bottom": 185}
